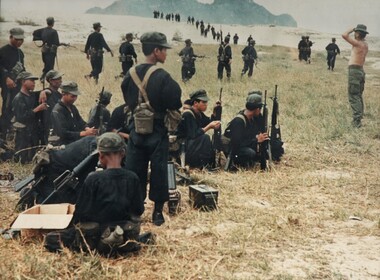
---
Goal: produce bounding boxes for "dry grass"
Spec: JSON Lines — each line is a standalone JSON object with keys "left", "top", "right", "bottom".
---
{"left": 0, "top": 41, "right": 380, "bottom": 279}
{"left": 15, "top": 18, "right": 39, "bottom": 26}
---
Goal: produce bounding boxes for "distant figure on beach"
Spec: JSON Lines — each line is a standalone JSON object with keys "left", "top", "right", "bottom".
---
{"left": 305, "top": 36, "right": 313, "bottom": 63}
{"left": 241, "top": 39, "right": 257, "bottom": 78}
{"left": 84, "top": 22, "right": 114, "bottom": 84}
{"left": 297, "top": 36, "right": 308, "bottom": 62}
{"left": 247, "top": 35, "right": 253, "bottom": 44}
{"left": 325, "top": 38, "right": 340, "bottom": 71}
{"left": 342, "top": 24, "right": 369, "bottom": 128}
{"left": 233, "top": 33, "right": 239, "bottom": 45}
{"left": 119, "top": 33, "right": 137, "bottom": 77}
{"left": 178, "top": 39, "right": 199, "bottom": 82}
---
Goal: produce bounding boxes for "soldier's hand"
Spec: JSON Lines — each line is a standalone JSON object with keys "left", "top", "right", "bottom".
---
{"left": 257, "top": 132, "right": 269, "bottom": 143}
{"left": 39, "top": 90, "right": 48, "bottom": 103}
{"left": 6, "top": 77, "right": 16, "bottom": 89}
{"left": 211, "top": 120, "right": 221, "bottom": 130}
{"left": 85, "top": 127, "right": 98, "bottom": 136}
{"left": 34, "top": 103, "right": 48, "bottom": 112}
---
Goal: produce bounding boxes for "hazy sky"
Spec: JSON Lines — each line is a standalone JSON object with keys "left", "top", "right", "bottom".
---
{"left": 198, "top": 0, "right": 380, "bottom": 36}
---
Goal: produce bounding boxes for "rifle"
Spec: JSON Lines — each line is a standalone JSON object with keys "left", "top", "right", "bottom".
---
{"left": 93, "top": 87, "right": 105, "bottom": 135}
{"left": 269, "top": 85, "right": 284, "bottom": 162}
{"left": 213, "top": 88, "right": 224, "bottom": 167}
{"left": 40, "top": 150, "right": 99, "bottom": 205}
{"left": 259, "top": 90, "right": 269, "bottom": 170}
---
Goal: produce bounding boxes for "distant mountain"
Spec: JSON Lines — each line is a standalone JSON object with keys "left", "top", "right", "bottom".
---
{"left": 86, "top": 0, "right": 297, "bottom": 27}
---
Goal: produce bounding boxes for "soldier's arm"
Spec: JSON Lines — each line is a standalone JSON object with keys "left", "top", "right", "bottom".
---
{"left": 342, "top": 28, "right": 361, "bottom": 47}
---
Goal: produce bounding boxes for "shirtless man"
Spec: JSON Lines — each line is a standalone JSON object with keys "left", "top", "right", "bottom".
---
{"left": 342, "top": 24, "right": 369, "bottom": 128}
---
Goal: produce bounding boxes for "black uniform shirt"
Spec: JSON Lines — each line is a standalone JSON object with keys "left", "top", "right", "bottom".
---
{"left": 12, "top": 91, "right": 39, "bottom": 129}
{"left": 218, "top": 43, "right": 232, "bottom": 61}
{"left": 107, "top": 104, "right": 131, "bottom": 134}
{"left": 0, "top": 44, "right": 25, "bottom": 82}
{"left": 84, "top": 32, "right": 111, "bottom": 52}
{"left": 73, "top": 168, "right": 144, "bottom": 224}
{"left": 325, "top": 43, "right": 340, "bottom": 54}
{"left": 51, "top": 101, "right": 87, "bottom": 144}
{"left": 119, "top": 42, "right": 137, "bottom": 58}
{"left": 41, "top": 27, "right": 60, "bottom": 46}
{"left": 242, "top": 45, "right": 257, "bottom": 60}
{"left": 176, "top": 109, "right": 212, "bottom": 140}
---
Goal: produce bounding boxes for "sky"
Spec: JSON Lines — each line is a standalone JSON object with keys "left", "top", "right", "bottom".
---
{"left": 198, "top": 0, "right": 380, "bottom": 37}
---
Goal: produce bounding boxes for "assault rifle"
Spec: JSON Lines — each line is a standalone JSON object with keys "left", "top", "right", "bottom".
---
{"left": 94, "top": 87, "right": 106, "bottom": 135}
{"left": 213, "top": 88, "right": 223, "bottom": 167}
{"left": 269, "top": 85, "right": 284, "bottom": 162}
{"left": 40, "top": 150, "right": 99, "bottom": 205}
{"left": 259, "top": 90, "right": 269, "bottom": 170}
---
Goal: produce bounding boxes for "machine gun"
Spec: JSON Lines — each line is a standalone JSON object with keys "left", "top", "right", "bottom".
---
{"left": 259, "top": 90, "right": 269, "bottom": 170}
{"left": 269, "top": 85, "right": 284, "bottom": 162}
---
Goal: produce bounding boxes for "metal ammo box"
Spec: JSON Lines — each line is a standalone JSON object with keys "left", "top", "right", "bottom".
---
{"left": 189, "top": 184, "right": 218, "bottom": 211}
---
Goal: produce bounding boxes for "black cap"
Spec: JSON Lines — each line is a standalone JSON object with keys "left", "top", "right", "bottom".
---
{"left": 140, "top": 32, "right": 171, "bottom": 48}
{"left": 93, "top": 22, "right": 102, "bottom": 29}
{"left": 189, "top": 89, "right": 209, "bottom": 102}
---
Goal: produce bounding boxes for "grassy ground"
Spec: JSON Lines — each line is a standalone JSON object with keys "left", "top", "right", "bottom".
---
{"left": 0, "top": 41, "right": 379, "bottom": 279}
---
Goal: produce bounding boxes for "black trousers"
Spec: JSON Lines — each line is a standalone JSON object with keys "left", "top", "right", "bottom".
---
{"left": 217, "top": 61, "right": 231, "bottom": 80}
{"left": 14, "top": 128, "right": 39, "bottom": 164}
{"left": 125, "top": 130, "right": 169, "bottom": 203}
{"left": 90, "top": 55, "right": 103, "bottom": 80}
{"left": 121, "top": 61, "right": 134, "bottom": 75}
{"left": 327, "top": 53, "right": 337, "bottom": 69}
{"left": 233, "top": 146, "right": 258, "bottom": 167}
{"left": 0, "top": 85, "right": 20, "bottom": 140}
{"left": 241, "top": 60, "right": 254, "bottom": 77}
{"left": 185, "top": 134, "right": 214, "bottom": 168}
{"left": 181, "top": 63, "right": 195, "bottom": 81}
{"left": 42, "top": 52, "right": 56, "bottom": 77}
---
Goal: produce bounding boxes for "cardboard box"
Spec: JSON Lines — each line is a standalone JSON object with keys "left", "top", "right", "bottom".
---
{"left": 11, "top": 203, "right": 75, "bottom": 239}
{"left": 189, "top": 184, "right": 218, "bottom": 211}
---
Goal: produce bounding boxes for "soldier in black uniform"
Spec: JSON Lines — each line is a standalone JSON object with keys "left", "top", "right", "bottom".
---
{"left": 121, "top": 32, "right": 182, "bottom": 226}
{"left": 224, "top": 93, "right": 269, "bottom": 168}
{"left": 178, "top": 39, "right": 199, "bottom": 82}
{"left": 233, "top": 33, "right": 239, "bottom": 45}
{"left": 298, "top": 36, "right": 308, "bottom": 62}
{"left": 217, "top": 36, "right": 232, "bottom": 80}
{"left": 38, "top": 70, "right": 63, "bottom": 144}
{"left": 305, "top": 36, "right": 313, "bottom": 63}
{"left": 51, "top": 81, "right": 97, "bottom": 145}
{"left": 325, "top": 38, "right": 340, "bottom": 71}
{"left": 119, "top": 33, "right": 137, "bottom": 77}
{"left": 107, "top": 104, "right": 132, "bottom": 143}
{"left": 12, "top": 72, "right": 48, "bottom": 163}
{"left": 241, "top": 39, "right": 258, "bottom": 78}
{"left": 40, "top": 17, "right": 61, "bottom": 82}
{"left": 0, "top": 28, "right": 25, "bottom": 141}
{"left": 176, "top": 90, "right": 220, "bottom": 168}
{"left": 84, "top": 22, "right": 114, "bottom": 83}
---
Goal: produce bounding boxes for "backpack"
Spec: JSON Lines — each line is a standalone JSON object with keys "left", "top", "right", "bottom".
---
{"left": 222, "top": 114, "right": 246, "bottom": 152}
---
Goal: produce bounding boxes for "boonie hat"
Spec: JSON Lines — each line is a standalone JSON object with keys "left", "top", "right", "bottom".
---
{"left": 60, "top": 81, "right": 81, "bottom": 95}
{"left": 10, "top": 27, "right": 25, "bottom": 40}
{"left": 93, "top": 22, "right": 102, "bottom": 29}
{"left": 189, "top": 89, "right": 209, "bottom": 102}
{"left": 140, "top": 32, "right": 171, "bottom": 49}
{"left": 17, "top": 72, "right": 38, "bottom": 81}
{"left": 354, "top": 24, "right": 368, "bottom": 34}
{"left": 97, "top": 132, "right": 126, "bottom": 153}
{"left": 45, "top": 70, "right": 63, "bottom": 81}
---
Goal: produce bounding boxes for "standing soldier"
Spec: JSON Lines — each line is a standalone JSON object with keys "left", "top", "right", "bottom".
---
{"left": 40, "top": 17, "right": 61, "bottom": 82}
{"left": 119, "top": 33, "right": 137, "bottom": 77}
{"left": 233, "top": 33, "right": 239, "bottom": 45}
{"left": 217, "top": 36, "right": 232, "bottom": 81}
{"left": 342, "top": 24, "right": 369, "bottom": 128}
{"left": 12, "top": 72, "right": 48, "bottom": 163}
{"left": 241, "top": 39, "right": 258, "bottom": 78}
{"left": 305, "top": 36, "right": 313, "bottom": 63}
{"left": 298, "top": 36, "right": 308, "bottom": 62}
{"left": 84, "top": 22, "right": 114, "bottom": 84}
{"left": 325, "top": 38, "right": 340, "bottom": 71}
{"left": 121, "top": 32, "right": 182, "bottom": 226}
{"left": 178, "top": 39, "right": 199, "bottom": 82}
{"left": 0, "top": 27, "right": 25, "bottom": 141}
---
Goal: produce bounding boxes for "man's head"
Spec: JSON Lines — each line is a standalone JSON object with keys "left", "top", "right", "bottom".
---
{"left": 224, "top": 36, "right": 230, "bottom": 44}
{"left": 126, "top": 32, "right": 133, "bottom": 42}
{"left": 46, "top": 70, "right": 63, "bottom": 88}
{"left": 60, "top": 81, "right": 81, "bottom": 105}
{"left": 140, "top": 32, "right": 171, "bottom": 63}
{"left": 46, "top": 17, "right": 55, "bottom": 26}
{"left": 97, "top": 132, "right": 126, "bottom": 166}
{"left": 9, "top": 27, "right": 25, "bottom": 48}
{"left": 249, "top": 39, "right": 256, "bottom": 46}
{"left": 17, "top": 72, "right": 38, "bottom": 91}
{"left": 189, "top": 89, "right": 209, "bottom": 111}
{"left": 93, "top": 22, "right": 102, "bottom": 31}
{"left": 332, "top": 38, "right": 336, "bottom": 42}
{"left": 246, "top": 92, "right": 263, "bottom": 116}
{"left": 185, "top": 39, "right": 192, "bottom": 46}
{"left": 354, "top": 24, "right": 368, "bottom": 39}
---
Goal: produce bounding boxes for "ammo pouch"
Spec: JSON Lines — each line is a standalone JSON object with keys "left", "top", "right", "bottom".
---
{"left": 90, "top": 48, "right": 104, "bottom": 57}
{"left": 165, "top": 109, "right": 182, "bottom": 133}
{"left": 11, "top": 61, "right": 24, "bottom": 80}
{"left": 182, "top": 55, "right": 191, "bottom": 63}
{"left": 41, "top": 44, "right": 50, "bottom": 53}
{"left": 243, "top": 54, "right": 251, "bottom": 61}
{"left": 129, "top": 66, "right": 159, "bottom": 135}
{"left": 119, "top": 54, "right": 126, "bottom": 62}
{"left": 218, "top": 54, "right": 225, "bottom": 62}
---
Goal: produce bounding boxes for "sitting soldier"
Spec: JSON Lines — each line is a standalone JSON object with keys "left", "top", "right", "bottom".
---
{"left": 44, "top": 132, "right": 150, "bottom": 255}
{"left": 224, "top": 92, "right": 269, "bottom": 169}
{"left": 176, "top": 89, "right": 221, "bottom": 168}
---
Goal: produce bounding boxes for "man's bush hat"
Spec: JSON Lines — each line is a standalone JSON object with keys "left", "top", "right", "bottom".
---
{"left": 60, "top": 81, "right": 81, "bottom": 96}
{"left": 140, "top": 32, "right": 171, "bottom": 48}
{"left": 10, "top": 27, "right": 25, "bottom": 39}
{"left": 46, "top": 70, "right": 63, "bottom": 81}
{"left": 97, "top": 132, "right": 126, "bottom": 153}
{"left": 17, "top": 72, "right": 38, "bottom": 81}
{"left": 189, "top": 89, "right": 209, "bottom": 102}
{"left": 354, "top": 24, "right": 368, "bottom": 34}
